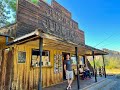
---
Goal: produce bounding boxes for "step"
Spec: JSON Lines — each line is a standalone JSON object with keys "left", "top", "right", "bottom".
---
{"left": 101, "top": 81, "right": 117, "bottom": 90}
{"left": 80, "top": 78, "right": 114, "bottom": 90}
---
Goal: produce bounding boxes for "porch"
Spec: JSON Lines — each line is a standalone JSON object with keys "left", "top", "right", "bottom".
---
{"left": 7, "top": 30, "right": 108, "bottom": 89}
{"left": 43, "top": 76, "right": 105, "bottom": 90}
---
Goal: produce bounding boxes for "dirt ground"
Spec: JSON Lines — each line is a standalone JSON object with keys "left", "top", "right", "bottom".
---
{"left": 108, "top": 75, "right": 120, "bottom": 90}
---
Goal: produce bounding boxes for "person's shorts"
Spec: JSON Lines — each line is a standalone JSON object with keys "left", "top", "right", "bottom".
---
{"left": 66, "top": 70, "right": 74, "bottom": 80}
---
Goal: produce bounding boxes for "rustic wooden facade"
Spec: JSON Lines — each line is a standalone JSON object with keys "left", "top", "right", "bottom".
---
{"left": 15, "top": 0, "right": 85, "bottom": 45}
{"left": 0, "top": 42, "right": 82, "bottom": 90}
{"left": 0, "top": 0, "right": 108, "bottom": 90}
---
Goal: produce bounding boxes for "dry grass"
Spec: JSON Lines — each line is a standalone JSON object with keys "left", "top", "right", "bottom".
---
{"left": 106, "top": 69, "right": 120, "bottom": 75}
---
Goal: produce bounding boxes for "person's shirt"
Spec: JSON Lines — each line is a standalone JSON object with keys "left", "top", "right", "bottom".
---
{"left": 64, "top": 60, "right": 72, "bottom": 71}
{"left": 79, "top": 68, "right": 84, "bottom": 73}
{"left": 85, "top": 66, "right": 89, "bottom": 71}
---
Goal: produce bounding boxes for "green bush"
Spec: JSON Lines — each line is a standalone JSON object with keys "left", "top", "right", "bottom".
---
{"left": 90, "top": 56, "right": 120, "bottom": 69}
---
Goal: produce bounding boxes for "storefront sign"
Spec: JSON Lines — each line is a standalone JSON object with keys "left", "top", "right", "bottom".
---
{"left": 17, "top": 0, "right": 85, "bottom": 45}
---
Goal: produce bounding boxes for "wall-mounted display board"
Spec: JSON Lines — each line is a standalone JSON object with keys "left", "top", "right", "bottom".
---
{"left": 54, "top": 54, "right": 62, "bottom": 74}
{"left": 18, "top": 51, "right": 26, "bottom": 63}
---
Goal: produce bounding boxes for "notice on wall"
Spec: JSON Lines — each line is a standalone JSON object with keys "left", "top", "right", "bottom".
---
{"left": 18, "top": 51, "right": 26, "bottom": 63}
{"left": 54, "top": 54, "right": 62, "bottom": 74}
{"left": 71, "top": 55, "right": 77, "bottom": 65}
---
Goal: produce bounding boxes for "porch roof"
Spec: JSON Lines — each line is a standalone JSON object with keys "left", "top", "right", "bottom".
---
{"left": 7, "top": 30, "right": 108, "bottom": 56}
{"left": 0, "top": 36, "right": 6, "bottom": 44}
{"left": 0, "top": 34, "right": 13, "bottom": 44}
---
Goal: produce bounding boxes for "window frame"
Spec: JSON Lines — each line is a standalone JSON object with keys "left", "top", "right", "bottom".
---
{"left": 31, "top": 49, "right": 50, "bottom": 66}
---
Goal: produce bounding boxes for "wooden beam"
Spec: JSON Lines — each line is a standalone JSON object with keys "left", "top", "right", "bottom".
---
{"left": 38, "top": 37, "right": 43, "bottom": 90}
{"left": 75, "top": 47, "right": 80, "bottom": 90}
{"left": 102, "top": 55, "right": 106, "bottom": 78}
{"left": 92, "top": 51, "right": 97, "bottom": 82}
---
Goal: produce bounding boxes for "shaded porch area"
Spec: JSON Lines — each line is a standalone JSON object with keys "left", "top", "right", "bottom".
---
{"left": 43, "top": 76, "right": 105, "bottom": 90}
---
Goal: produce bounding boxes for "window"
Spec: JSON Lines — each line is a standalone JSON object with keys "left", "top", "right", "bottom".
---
{"left": 31, "top": 49, "right": 50, "bottom": 67}
{"left": 79, "top": 56, "right": 84, "bottom": 65}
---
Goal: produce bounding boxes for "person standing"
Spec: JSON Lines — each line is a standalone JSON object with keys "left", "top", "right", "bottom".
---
{"left": 64, "top": 54, "right": 74, "bottom": 90}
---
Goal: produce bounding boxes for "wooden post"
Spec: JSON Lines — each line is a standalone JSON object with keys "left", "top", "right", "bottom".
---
{"left": 38, "top": 37, "right": 43, "bottom": 90}
{"left": 83, "top": 56, "right": 86, "bottom": 65}
{"left": 5, "top": 36, "right": 8, "bottom": 45}
{"left": 102, "top": 55, "right": 106, "bottom": 78}
{"left": 75, "top": 47, "right": 80, "bottom": 90}
{"left": 92, "top": 51, "right": 97, "bottom": 82}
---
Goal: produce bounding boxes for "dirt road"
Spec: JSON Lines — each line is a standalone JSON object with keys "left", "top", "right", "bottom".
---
{"left": 108, "top": 75, "right": 120, "bottom": 90}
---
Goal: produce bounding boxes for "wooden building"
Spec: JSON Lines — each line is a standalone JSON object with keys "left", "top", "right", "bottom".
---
{"left": 0, "top": 0, "right": 108, "bottom": 90}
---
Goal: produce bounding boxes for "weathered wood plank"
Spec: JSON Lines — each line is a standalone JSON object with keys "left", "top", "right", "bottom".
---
{"left": 0, "top": 49, "right": 14, "bottom": 90}
{"left": 16, "top": 0, "right": 85, "bottom": 45}
{"left": 52, "top": 0, "right": 71, "bottom": 18}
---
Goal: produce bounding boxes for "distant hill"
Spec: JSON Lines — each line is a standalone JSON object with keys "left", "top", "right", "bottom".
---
{"left": 89, "top": 49, "right": 120, "bottom": 69}
{"left": 103, "top": 49, "right": 120, "bottom": 56}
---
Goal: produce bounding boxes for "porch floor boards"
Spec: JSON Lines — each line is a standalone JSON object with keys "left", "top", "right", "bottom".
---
{"left": 43, "top": 76, "right": 105, "bottom": 90}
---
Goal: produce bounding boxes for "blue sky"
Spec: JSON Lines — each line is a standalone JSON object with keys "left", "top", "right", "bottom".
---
{"left": 46, "top": 0, "right": 120, "bottom": 51}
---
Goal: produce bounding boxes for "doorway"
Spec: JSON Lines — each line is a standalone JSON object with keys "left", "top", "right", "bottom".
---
{"left": 62, "top": 52, "right": 70, "bottom": 80}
